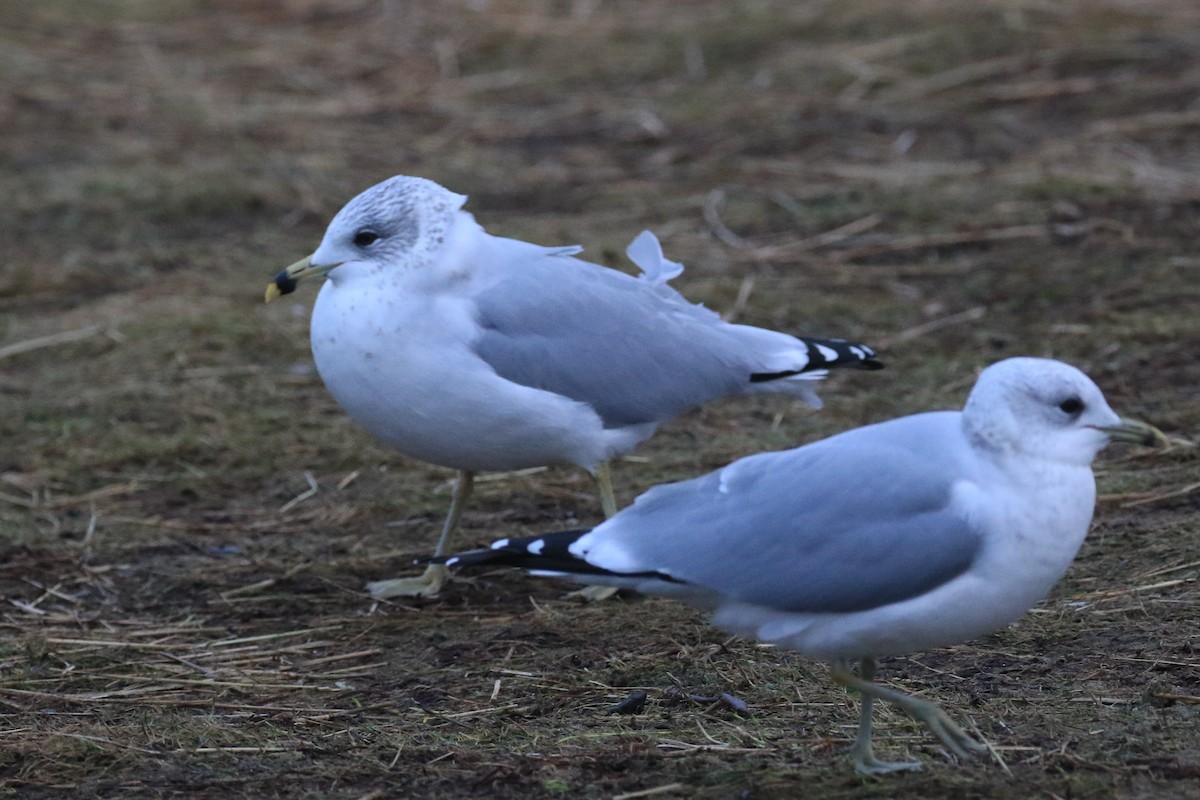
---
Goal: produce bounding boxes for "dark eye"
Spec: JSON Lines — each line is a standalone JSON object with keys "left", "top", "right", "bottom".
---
{"left": 1059, "top": 396, "right": 1085, "bottom": 416}
{"left": 353, "top": 229, "right": 380, "bottom": 247}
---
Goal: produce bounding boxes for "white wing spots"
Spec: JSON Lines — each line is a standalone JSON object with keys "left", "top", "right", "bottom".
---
{"left": 570, "top": 528, "right": 643, "bottom": 573}
{"left": 815, "top": 343, "right": 839, "bottom": 362}
{"left": 527, "top": 539, "right": 545, "bottom": 555}
{"left": 567, "top": 532, "right": 593, "bottom": 559}
{"left": 849, "top": 345, "right": 868, "bottom": 360}
{"left": 491, "top": 538, "right": 510, "bottom": 550}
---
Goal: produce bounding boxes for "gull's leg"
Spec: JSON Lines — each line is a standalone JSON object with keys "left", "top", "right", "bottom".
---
{"left": 831, "top": 657, "right": 987, "bottom": 774}
{"left": 368, "top": 470, "right": 475, "bottom": 599}
{"left": 831, "top": 658, "right": 925, "bottom": 775}
{"left": 594, "top": 460, "right": 618, "bottom": 518}
{"left": 567, "top": 461, "right": 620, "bottom": 602}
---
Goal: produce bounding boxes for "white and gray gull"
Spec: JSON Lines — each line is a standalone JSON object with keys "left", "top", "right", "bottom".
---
{"left": 438, "top": 357, "right": 1165, "bottom": 773}
{"left": 266, "top": 176, "right": 882, "bottom": 599}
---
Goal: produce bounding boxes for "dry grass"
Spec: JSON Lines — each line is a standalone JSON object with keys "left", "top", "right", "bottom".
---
{"left": 2, "top": 0, "right": 1200, "bottom": 797}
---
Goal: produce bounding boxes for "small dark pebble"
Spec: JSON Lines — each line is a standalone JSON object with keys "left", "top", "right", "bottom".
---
{"left": 717, "top": 692, "right": 751, "bottom": 715}
{"left": 607, "top": 690, "right": 649, "bottom": 715}
{"left": 660, "top": 688, "right": 751, "bottom": 715}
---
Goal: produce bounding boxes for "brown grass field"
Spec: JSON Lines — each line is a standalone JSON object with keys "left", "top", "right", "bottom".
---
{"left": 2, "top": 0, "right": 1199, "bottom": 797}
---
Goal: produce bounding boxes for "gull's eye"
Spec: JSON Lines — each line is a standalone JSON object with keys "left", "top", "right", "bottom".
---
{"left": 1058, "top": 396, "right": 1085, "bottom": 416}
{"left": 353, "top": 229, "right": 381, "bottom": 247}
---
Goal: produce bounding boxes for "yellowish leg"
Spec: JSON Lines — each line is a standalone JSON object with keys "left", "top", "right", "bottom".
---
{"left": 567, "top": 461, "right": 620, "bottom": 602}
{"left": 830, "top": 657, "right": 987, "bottom": 775}
{"left": 595, "top": 460, "right": 618, "bottom": 518}
{"left": 368, "top": 470, "right": 475, "bottom": 599}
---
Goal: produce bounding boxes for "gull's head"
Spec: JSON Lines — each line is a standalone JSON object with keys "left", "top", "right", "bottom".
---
{"left": 962, "top": 357, "right": 1163, "bottom": 465}
{"left": 265, "top": 176, "right": 468, "bottom": 301}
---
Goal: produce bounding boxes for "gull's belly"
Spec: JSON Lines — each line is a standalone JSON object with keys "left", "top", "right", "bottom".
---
{"left": 308, "top": 283, "right": 644, "bottom": 472}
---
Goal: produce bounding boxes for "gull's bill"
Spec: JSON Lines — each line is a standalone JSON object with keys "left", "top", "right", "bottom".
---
{"left": 264, "top": 255, "right": 340, "bottom": 302}
{"left": 1095, "top": 417, "right": 1168, "bottom": 447}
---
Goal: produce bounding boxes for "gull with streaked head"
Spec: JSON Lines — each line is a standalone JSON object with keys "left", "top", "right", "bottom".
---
{"left": 266, "top": 175, "right": 882, "bottom": 598}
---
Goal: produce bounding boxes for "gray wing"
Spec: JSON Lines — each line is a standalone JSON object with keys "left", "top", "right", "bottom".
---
{"left": 472, "top": 252, "right": 755, "bottom": 427}
{"left": 595, "top": 413, "right": 983, "bottom": 613}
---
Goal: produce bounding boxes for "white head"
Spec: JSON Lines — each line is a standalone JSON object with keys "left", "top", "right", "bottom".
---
{"left": 267, "top": 176, "right": 469, "bottom": 299}
{"left": 962, "top": 357, "right": 1155, "bottom": 466}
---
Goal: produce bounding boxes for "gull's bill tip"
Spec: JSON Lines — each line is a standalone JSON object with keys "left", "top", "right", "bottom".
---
{"left": 263, "top": 255, "right": 314, "bottom": 303}
{"left": 1097, "top": 417, "right": 1168, "bottom": 448}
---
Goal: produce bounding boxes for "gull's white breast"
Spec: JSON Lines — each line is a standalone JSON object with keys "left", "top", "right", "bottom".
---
{"left": 307, "top": 259, "right": 649, "bottom": 473}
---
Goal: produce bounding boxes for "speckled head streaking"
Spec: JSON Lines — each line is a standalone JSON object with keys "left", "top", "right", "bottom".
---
{"left": 314, "top": 175, "right": 468, "bottom": 276}
{"left": 264, "top": 176, "right": 470, "bottom": 300}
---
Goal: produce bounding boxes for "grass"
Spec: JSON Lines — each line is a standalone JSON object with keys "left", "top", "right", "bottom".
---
{"left": 2, "top": 0, "right": 1200, "bottom": 797}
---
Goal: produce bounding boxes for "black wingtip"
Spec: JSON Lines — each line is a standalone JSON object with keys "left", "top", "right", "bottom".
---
{"left": 422, "top": 530, "right": 596, "bottom": 573}
{"left": 426, "top": 529, "right": 688, "bottom": 587}
{"left": 750, "top": 337, "right": 884, "bottom": 383}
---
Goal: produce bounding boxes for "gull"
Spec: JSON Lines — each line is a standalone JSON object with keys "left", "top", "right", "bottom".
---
{"left": 266, "top": 175, "right": 882, "bottom": 599}
{"left": 438, "top": 357, "right": 1165, "bottom": 773}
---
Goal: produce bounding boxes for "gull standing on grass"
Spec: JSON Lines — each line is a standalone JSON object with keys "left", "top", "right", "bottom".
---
{"left": 265, "top": 175, "right": 883, "bottom": 599}
{"left": 437, "top": 357, "right": 1165, "bottom": 773}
